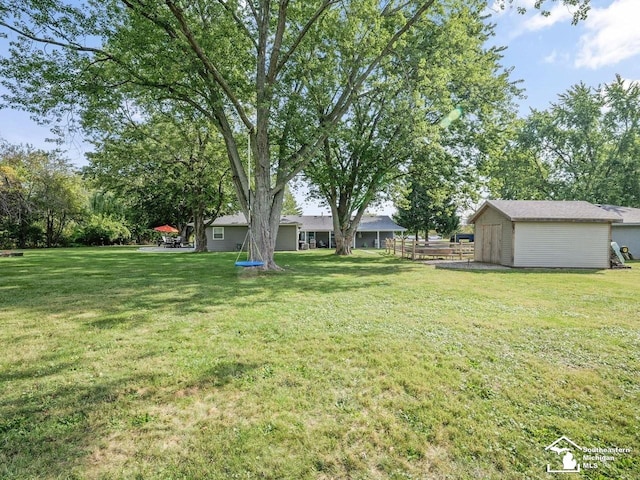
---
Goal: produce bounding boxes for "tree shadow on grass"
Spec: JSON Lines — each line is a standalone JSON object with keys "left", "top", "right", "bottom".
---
{"left": 434, "top": 265, "right": 608, "bottom": 275}
{"left": 0, "top": 350, "right": 266, "bottom": 478}
{"left": 0, "top": 363, "right": 157, "bottom": 478}
{"left": 185, "top": 360, "right": 261, "bottom": 389}
{"left": 0, "top": 248, "right": 409, "bottom": 325}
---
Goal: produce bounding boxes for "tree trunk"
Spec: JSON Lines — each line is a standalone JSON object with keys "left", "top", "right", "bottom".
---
{"left": 192, "top": 209, "right": 208, "bottom": 253}
{"left": 46, "top": 211, "right": 54, "bottom": 247}
{"left": 17, "top": 215, "right": 28, "bottom": 249}
{"left": 248, "top": 182, "right": 285, "bottom": 270}
{"left": 334, "top": 229, "right": 353, "bottom": 255}
{"left": 330, "top": 203, "right": 355, "bottom": 256}
{"left": 328, "top": 190, "right": 372, "bottom": 256}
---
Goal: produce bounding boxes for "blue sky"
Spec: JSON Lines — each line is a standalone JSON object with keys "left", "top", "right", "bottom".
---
{"left": 2, "top": 0, "right": 640, "bottom": 213}
{"left": 489, "top": 0, "right": 640, "bottom": 113}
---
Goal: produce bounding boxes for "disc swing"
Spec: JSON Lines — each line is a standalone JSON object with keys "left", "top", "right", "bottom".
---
{"left": 235, "top": 134, "right": 264, "bottom": 268}
{"left": 234, "top": 227, "right": 264, "bottom": 268}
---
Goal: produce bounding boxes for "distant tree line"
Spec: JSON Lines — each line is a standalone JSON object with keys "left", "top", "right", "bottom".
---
{"left": 481, "top": 75, "right": 640, "bottom": 207}
{"left": 0, "top": 142, "right": 87, "bottom": 248}
{"left": 0, "top": 137, "right": 300, "bottom": 250}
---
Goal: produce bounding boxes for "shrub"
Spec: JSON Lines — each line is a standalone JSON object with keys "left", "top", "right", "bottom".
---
{"left": 74, "top": 214, "right": 131, "bottom": 246}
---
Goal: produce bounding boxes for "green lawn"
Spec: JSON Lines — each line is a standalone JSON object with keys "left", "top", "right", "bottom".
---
{"left": 1, "top": 248, "right": 638, "bottom": 479}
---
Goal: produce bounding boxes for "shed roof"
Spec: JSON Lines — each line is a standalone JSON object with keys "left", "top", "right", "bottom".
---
{"left": 598, "top": 204, "right": 640, "bottom": 225}
{"left": 469, "top": 200, "right": 622, "bottom": 224}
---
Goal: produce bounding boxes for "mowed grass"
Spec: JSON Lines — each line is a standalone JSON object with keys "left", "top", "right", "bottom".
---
{"left": 0, "top": 248, "right": 638, "bottom": 479}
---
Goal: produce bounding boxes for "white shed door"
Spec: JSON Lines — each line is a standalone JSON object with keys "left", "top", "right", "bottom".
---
{"left": 514, "top": 222, "right": 610, "bottom": 268}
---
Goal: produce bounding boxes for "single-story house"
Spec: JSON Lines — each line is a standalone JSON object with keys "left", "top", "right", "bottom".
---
{"left": 598, "top": 205, "right": 640, "bottom": 258}
{"left": 202, "top": 214, "right": 405, "bottom": 252}
{"left": 203, "top": 213, "right": 300, "bottom": 252}
{"left": 468, "top": 200, "right": 622, "bottom": 268}
{"left": 288, "top": 214, "right": 406, "bottom": 249}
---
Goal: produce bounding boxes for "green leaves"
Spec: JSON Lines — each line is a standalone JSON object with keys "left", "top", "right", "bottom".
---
{"left": 487, "top": 76, "right": 640, "bottom": 206}
{"left": 493, "top": 0, "right": 591, "bottom": 25}
{"left": 303, "top": 0, "right": 517, "bottom": 249}
{"left": 0, "top": 142, "right": 86, "bottom": 247}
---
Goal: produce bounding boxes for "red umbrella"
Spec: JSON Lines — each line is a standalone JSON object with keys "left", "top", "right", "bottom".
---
{"left": 153, "top": 224, "right": 179, "bottom": 233}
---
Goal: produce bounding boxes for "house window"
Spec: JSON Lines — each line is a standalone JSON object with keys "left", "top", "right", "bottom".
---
{"left": 213, "top": 227, "right": 224, "bottom": 240}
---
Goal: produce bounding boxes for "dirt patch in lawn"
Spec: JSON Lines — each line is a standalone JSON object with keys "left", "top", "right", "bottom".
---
{"left": 423, "top": 259, "right": 511, "bottom": 270}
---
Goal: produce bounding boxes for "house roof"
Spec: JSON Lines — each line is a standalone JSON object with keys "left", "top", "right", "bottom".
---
{"left": 358, "top": 215, "right": 407, "bottom": 231}
{"left": 211, "top": 213, "right": 300, "bottom": 227}
{"left": 210, "top": 214, "right": 406, "bottom": 231}
{"left": 284, "top": 215, "right": 405, "bottom": 232}
{"left": 469, "top": 200, "right": 623, "bottom": 224}
{"left": 598, "top": 204, "right": 640, "bottom": 225}
{"left": 283, "top": 215, "right": 332, "bottom": 231}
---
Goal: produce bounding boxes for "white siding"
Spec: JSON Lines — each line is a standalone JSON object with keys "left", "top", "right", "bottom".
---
{"left": 514, "top": 222, "right": 610, "bottom": 268}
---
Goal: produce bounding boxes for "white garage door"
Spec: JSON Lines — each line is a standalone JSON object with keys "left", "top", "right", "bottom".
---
{"left": 514, "top": 222, "right": 610, "bottom": 268}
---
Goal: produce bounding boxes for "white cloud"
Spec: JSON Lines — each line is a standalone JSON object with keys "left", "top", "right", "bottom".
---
{"left": 575, "top": 0, "right": 640, "bottom": 69}
{"left": 542, "top": 49, "right": 570, "bottom": 65}
{"left": 520, "top": 4, "right": 572, "bottom": 33}
{"left": 543, "top": 49, "right": 558, "bottom": 63}
{"left": 492, "top": 1, "right": 576, "bottom": 40}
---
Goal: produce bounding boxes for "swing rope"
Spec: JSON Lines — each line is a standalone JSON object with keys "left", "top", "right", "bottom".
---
{"left": 235, "top": 133, "right": 265, "bottom": 267}
{"left": 234, "top": 225, "right": 264, "bottom": 267}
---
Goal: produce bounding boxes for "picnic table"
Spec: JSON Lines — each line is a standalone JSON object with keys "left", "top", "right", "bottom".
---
{"left": 160, "top": 235, "right": 182, "bottom": 248}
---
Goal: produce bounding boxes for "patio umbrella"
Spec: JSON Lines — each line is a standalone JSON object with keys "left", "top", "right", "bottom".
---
{"left": 153, "top": 224, "right": 179, "bottom": 234}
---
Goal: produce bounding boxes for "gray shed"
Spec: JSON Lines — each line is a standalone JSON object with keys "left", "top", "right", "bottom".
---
{"left": 469, "top": 200, "right": 622, "bottom": 268}
{"left": 598, "top": 205, "right": 640, "bottom": 258}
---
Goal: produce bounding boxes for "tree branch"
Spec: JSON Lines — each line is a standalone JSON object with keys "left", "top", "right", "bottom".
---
{"left": 274, "top": 0, "right": 337, "bottom": 76}
{"left": 165, "top": 0, "right": 255, "bottom": 133}
{"left": 215, "top": 0, "right": 259, "bottom": 50}
{"left": 267, "top": 0, "right": 288, "bottom": 83}
{"left": 0, "top": 20, "right": 112, "bottom": 57}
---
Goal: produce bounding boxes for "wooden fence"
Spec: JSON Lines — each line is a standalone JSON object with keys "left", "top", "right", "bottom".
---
{"left": 385, "top": 238, "right": 474, "bottom": 261}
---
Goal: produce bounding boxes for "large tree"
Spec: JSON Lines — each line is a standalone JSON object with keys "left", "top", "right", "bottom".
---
{"left": 0, "top": 0, "right": 591, "bottom": 268}
{"left": 303, "top": 0, "right": 517, "bottom": 254}
{"left": 85, "top": 110, "right": 237, "bottom": 252}
{"left": 394, "top": 177, "right": 460, "bottom": 240}
{"left": 485, "top": 75, "right": 640, "bottom": 206}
